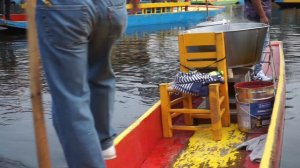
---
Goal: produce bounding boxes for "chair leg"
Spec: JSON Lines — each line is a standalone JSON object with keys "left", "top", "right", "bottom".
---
{"left": 159, "top": 83, "right": 173, "bottom": 137}
{"left": 209, "top": 84, "right": 222, "bottom": 141}
{"left": 183, "top": 94, "right": 193, "bottom": 125}
{"left": 220, "top": 84, "right": 231, "bottom": 127}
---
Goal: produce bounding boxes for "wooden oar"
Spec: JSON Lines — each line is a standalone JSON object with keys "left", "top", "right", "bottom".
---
{"left": 25, "top": 0, "right": 52, "bottom": 168}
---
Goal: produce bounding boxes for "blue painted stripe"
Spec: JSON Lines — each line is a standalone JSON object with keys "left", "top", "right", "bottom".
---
{"left": 0, "top": 19, "right": 6, "bottom": 26}
{"left": 128, "top": 10, "right": 223, "bottom": 27}
{"left": 0, "top": 8, "right": 224, "bottom": 30}
{"left": 6, "top": 21, "right": 27, "bottom": 29}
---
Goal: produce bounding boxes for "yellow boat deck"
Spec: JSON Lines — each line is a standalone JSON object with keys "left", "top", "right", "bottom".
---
{"left": 173, "top": 124, "right": 246, "bottom": 168}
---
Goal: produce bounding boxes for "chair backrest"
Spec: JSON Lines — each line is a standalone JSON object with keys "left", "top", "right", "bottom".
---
{"left": 178, "top": 32, "right": 228, "bottom": 77}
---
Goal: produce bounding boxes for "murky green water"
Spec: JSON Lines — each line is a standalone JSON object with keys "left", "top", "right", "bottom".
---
{"left": 0, "top": 5, "right": 299, "bottom": 168}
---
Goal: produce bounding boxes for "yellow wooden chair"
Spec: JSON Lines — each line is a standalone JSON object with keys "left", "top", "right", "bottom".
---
{"left": 159, "top": 32, "right": 230, "bottom": 141}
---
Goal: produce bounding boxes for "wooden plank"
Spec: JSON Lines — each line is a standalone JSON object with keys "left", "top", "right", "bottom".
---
{"left": 209, "top": 84, "right": 222, "bottom": 140}
{"left": 159, "top": 84, "right": 173, "bottom": 137}
{"left": 179, "top": 33, "right": 216, "bottom": 46}
{"left": 184, "top": 52, "right": 217, "bottom": 60}
{"left": 191, "top": 114, "right": 211, "bottom": 119}
{"left": 216, "top": 33, "right": 231, "bottom": 126}
{"left": 170, "top": 97, "right": 185, "bottom": 106}
{"left": 172, "top": 125, "right": 211, "bottom": 131}
{"left": 181, "top": 61, "right": 217, "bottom": 69}
{"left": 170, "top": 109, "right": 210, "bottom": 114}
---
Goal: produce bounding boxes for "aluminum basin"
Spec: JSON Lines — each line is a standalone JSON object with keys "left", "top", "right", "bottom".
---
{"left": 185, "top": 23, "right": 269, "bottom": 68}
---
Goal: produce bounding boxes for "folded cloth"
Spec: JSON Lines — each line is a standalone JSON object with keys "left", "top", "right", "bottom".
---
{"left": 236, "top": 134, "right": 267, "bottom": 163}
{"left": 174, "top": 71, "right": 224, "bottom": 85}
{"left": 172, "top": 82, "right": 209, "bottom": 96}
{"left": 172, "top": 71, "right": 224, "bottom": 96}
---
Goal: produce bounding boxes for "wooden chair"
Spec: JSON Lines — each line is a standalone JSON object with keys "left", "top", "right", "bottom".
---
{"left": 159, "top": 32, "right": 230, "bottom": 141}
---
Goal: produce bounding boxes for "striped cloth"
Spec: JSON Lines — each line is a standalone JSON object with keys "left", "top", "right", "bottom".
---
{"left": 171, "top": 71, "right": 224, "bottom": 96}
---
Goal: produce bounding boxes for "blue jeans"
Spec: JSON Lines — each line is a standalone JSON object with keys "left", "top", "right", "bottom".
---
{"left": 35, "top": 0, "right": 127, "bottom": 167}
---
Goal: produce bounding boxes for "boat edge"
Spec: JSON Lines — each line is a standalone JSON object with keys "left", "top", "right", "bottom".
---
{"left": 114, "top": 101, "right": 161, "bottom": 145}
{"left": 260, "top": 41, "right": 286, "bottom": 168}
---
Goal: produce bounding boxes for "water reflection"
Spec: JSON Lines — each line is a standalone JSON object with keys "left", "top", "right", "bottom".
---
{"left": 0, "top": 35, "right": 29, "bottom": 126}
{"left": 112, "top": 29, "right": 183, "bottom": 130}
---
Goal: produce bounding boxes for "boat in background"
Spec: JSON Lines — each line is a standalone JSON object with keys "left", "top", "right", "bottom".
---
{"left": 191, "top": 0, "right": 239, "bottom": 6}
{"left": 274, "top": 0, "right": 300, "bottom": 7}
{"left": 0, "top": 1, "right": 225, "bottom": 30}
{"left": 127, "top": 2, "right": 225, "bottom": 27}
{"left": 0, "top": 14, "right": 27, "bottom": 30}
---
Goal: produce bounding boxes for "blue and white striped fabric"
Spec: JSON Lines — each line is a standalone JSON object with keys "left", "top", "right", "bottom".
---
{"left": 171, "top": 71, "right": 224, "bottom": 96}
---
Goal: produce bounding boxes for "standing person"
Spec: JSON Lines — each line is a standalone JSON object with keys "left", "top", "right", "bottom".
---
{"left": 35, "top": 0, "right": 137, "bottom": 167}
{"left": 244, "top": 0, "right": 272, "bottom": 81}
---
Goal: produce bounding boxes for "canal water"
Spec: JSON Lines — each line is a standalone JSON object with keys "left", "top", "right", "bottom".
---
{"left": 0, "top": 5, "right": 299, "bottom": 168}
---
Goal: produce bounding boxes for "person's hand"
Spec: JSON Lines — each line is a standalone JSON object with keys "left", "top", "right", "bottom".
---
{"left": 260, "top": 16, "right": 269, "bottom": 25}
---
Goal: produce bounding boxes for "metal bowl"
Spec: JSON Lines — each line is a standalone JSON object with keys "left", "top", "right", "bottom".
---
{"left": 185, "top": 23, "right": 269, "bottom": 68}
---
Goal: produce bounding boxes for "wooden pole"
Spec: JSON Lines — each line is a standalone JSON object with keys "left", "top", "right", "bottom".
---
{"left": 25, "top": 0, "right": 52, "bottom": 168}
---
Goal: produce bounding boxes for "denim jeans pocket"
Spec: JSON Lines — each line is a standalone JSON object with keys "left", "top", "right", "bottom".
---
{"left": 107, "top": 1, "right": 128, "bottom": 41}
{"left": 36, "top": 5, "right": 89, "bottom": 49}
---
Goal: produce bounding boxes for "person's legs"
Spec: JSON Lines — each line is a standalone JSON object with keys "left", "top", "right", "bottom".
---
{"left": 36, "top": 0, "right": 106, "bottom": 167}
{"left": 245, "top": 13, "right": 272, "bottom": 81}
{"left": 88, "top": 0, "right": 128, "bottom": 153}
{"left": 251, "top": 28, "right": 272, "bottom": 81}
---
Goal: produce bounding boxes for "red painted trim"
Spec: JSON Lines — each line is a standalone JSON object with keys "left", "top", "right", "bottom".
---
{"left": 106, "top": 101, "right": 195, "bottom": 167}
{"left": 106, "top": 106, "right": 164, "bottom": 168}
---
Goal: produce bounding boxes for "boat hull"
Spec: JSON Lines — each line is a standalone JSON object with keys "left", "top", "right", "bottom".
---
{"left": 105, "top": 41, "right": 286, "bottom": 168}
{"left": 260, "top": 41, "right": 286, "bottom": 168}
